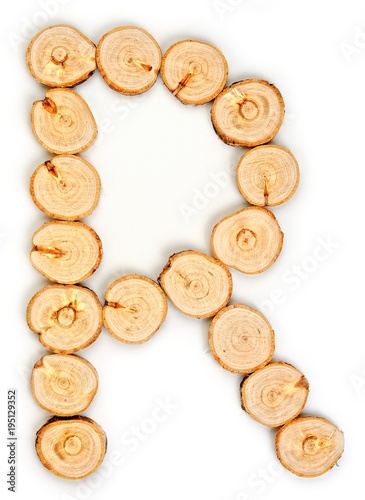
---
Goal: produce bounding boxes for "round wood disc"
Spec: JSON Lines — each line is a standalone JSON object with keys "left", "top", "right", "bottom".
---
{"left": 211, "top": 206, "right": 283, "bottom": 274}
{"left": 209, "top": 304, "right": 274, "bottom": 373}
{"left": 30, "top": 155, "right": 100, "bottom": 220}
{"left": 36, "top": 416, "right": 107, "bottom": 480}
{"left": 158, "top": 251, "right": 232, "bottom": 318}
{"left": 161, "top": 40, "right": 228, "bottom": 105}
{"left": 27, "top": 284, "right": 102, "bottom": 354}
{"left": 103, "top": 275, "right": 168, "bottom": 344}
{"left": 276, "top": 416, "right": 344, "bottom": 477}
{"left": 26, "top": 25, "right": 96, "bottom": 88}
{"left": 96, "top": 26, "right": 161, "bottom": 95}
{"left": 237, "top": 145, "right": 300, "bottom": 206}
{"left": 30, "top": 221, "right": 102, "bottom": 284}
{"left": 212, "top": 79, "right": 285, "bottom": 147}
{"left": 31, "top": 88, "right": 97, "bottom": 155}
{"left": 31, "top": 354, "right": 98, "bottom": 416}
{"left": 240, "top": 362, "right": 309, "bottom": 427}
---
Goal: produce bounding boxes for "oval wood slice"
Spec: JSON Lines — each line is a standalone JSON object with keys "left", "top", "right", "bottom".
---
{"left": 31, "top": 354, "right": 98, "bottom": 416}
{"left": 240, "top": 362, "right": 309, "bottom": 427}
{"left": 209, "top": 304, "right": 274, "bottom": 373}
{"left": 27, "top": 284, "right": 102, "bottom": 353}
{"left": 31, "top": 88, "right": 97, "bottom": 155}
{"left": 30, "top": 155, "right": 100, "bottom": 220}
{"left": 237, "top": 145, "right": 300, "bottom": 206}
{"left": 158, "top": 251, "right": 232, "bottom": 318}
{"left": 103, "top": 275, "right": 168, "bottom": 344}
{"left": 276, "top": 416, "right": 344, "bottom": 477}
{"left": 211, "top": 206, "right": 283, "bottom": 274}
{"left": 96, "top": 26, "right": 161, "bottom": 95}
{"left": 212, "top": 79, "right": 285, "bottom": 147}
{"left": 161, "top": 40, "right": 228, "bottom": 105}
{"left": 30, "top": 221, "right": 102, "bottom": 284}
{"left": 26, "top": 25, "right": 96, "bottom": 88}
{"left": 36, "top": 416, "right": 106, "bottom": 480}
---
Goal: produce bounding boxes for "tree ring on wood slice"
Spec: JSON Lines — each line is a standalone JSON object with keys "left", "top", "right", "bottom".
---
{"left": 30, "top": 155, "right": 100, "bottom": 220}
{"left": 211, "top": 206, "right": 283, "bottom": 274}
{"left": 30, "top": 221, "right": 102, "bottom": 284}
{"left": 27, "top": 284, "right": 102, "bottom": 353}
{"left": 158, "top": 251, "right": 232, "bottom": 318}
{"left": 212, "top": 79, "right": 285, "bottom": 147}
{"left": 31, "top": 88, "right": 97, "bottom": 155}
{"left": 209, "top": 304, "right": 274, "bottom": 373}
{"left": 161, "top": 40, "right": 228, "bottom": 105}
{"left": 103, "top": 275, "right": 168, "bottom": 344}
{"left": 26, "top": 25, "right": 96, "bottom": 88}
{"left": 31, "top": 354, "right": 98, "bottom": 415}
{"left": 237, "top": 145, "right": 300, "bottom": 207}
{"left": 240, "top": 362, "right": 309, "bottom": 427}
{"left": 276, "top": 416, "right": 344, "bottom": 477}
{"left": 36, "top": 416, "right": 107, "bottom": 480}
{"left": 96, "top": 26, "right": 161, "bottom": 95}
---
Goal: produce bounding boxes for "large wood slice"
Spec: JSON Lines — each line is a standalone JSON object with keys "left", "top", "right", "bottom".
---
{"left": 209, "top": 304, "right": 274, "bottom": 373}
{"left": 30, "top": 221, "right": 102, "bottom": 284}
{"left": 26, "top": 25, "right": 96, "bottom": 87}
{"left": 276, "top": 416, "right": 344, "bottom": 477}
{"left": 161, "top": 40, "right": 228, "bottom": 105}
{"left": 27, "top": 284, "right": 102, "bottom": 354}
{"left": 36, "top": 416, "right": 107, "bottom": 479}
{"left": 212, "top": 79, "right": 285, "bottom": 147}
{"left": 159, "top": 251, "right": 232, "bottom": 318}
{"left": 211, "top": 206, "right": 283, "bottom": 274}
{"left": 31, "top": 354, "right": 98, "bottom": 416}
{"left": 96, "top": 26, "right": 161, "bottom": 95}
{"left": 103, "top": 275, "right": 168, "bottom": 344}
{"left": 240, "top": 362, "right": 309, "bottom": 427}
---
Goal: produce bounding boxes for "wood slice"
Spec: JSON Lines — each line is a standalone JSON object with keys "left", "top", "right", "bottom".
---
{"left": 30, "top": 155, "right": 100, "bottom": 220}
{"left": 27, "top": 284, "right": 102, "bottom": 354}
{"left": 36, "top": 416, "right": 107, "bottom": 480}
{"left": 209, "top": 304, "right": 274, "bottom": 373}
{"left": 31, "top": 354, "right": 98, "bottom": 416}
{"left": 211, "top": 206, "right": 283, "bottom": 274}
{"left": 96, "top": 26, "right": 161, "bottom": 95}
{"left": 26, "top": 25, "right": 96, "bottom": 88}
{"left": 236, "top": 145, "right": 300, "bottom": 207}
{"left": 276, "top": 416, "right": 344, "bottom": 477}
{"left": 30, "top": 221, "right": 102, "bottom": 284}
{"left": 212, "top": 79, "right": 285, "bottom": 147}
{"left": 158, "top": 251, "right": 232, "bottom": 318}
{"left": 161, "top": 40, "right": 228, "bottom": 105}
{"left": 31, "top": 88, "right": 97, "bottom": 155}
{"left": 103, "top": 275, "right": 168, "bottom": 344}
{"left": 240, "top": 362, "right": 309, "bottom": 427}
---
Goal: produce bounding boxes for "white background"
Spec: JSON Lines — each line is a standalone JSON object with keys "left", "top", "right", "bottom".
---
{"left": 1, "top": 0, "right": 364, "bottom": 499}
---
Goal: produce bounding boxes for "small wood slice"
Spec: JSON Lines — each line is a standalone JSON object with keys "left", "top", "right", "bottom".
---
{"left": 158, "top": 251, "right": 232, "bottom": 319}
{"left": 27, "top": 284, "right": 102, "bottom": 354}
{"left": 26, "top": 25, "right": 96, "bottom": 88}
{"left": 36, "top": 416, "right": 107, "bottom": 480}
{"left": 30, "top": 221, "right": 102, "bottom": 284}
{"left": 103, "top": 275, "right": 168, "bottom": 344}
{"left": 276, "top": 416, "right": 344, "bottom": 477}
{"left": 96, "top": 26, "right": 161, "bottom": 95}
{"left": 240, "top": 362, "right": 309, "bottom": 427}
{"left": 31, "top": 354, "right": 98, "bottom": 416}
{"left": 236, "top": 145, "right": 300, "bottom": 207}
{"left": 30, "top": 155, "right": 100, "bottom": 220}
{"left": 211, "top": 206, "right": 283, "bottom": 274}
{"left": 31, "top": 88, "right": 97, "bottom": 155}
{"left": 161, "top": 40, "right": 228, "bottom": 105}
{"left": 212, "top": 79, "right": 285, "bottom": 147}
{"left": 209, "top": 304, "right": 274, "bottom": 373}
